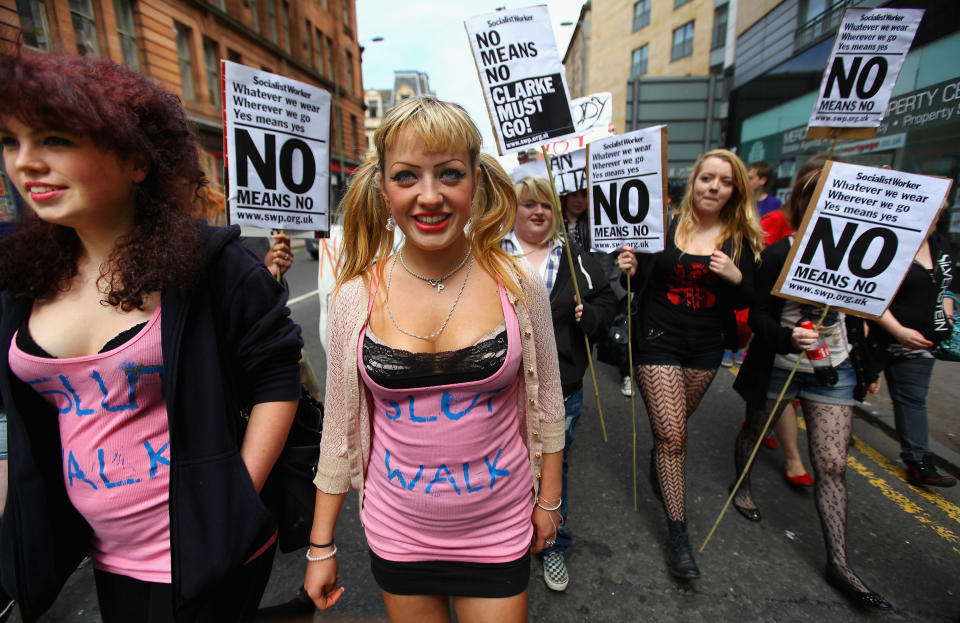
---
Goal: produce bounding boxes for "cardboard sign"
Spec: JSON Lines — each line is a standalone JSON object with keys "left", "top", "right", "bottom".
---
{"left": 223, "top": 61, "right": 331, "bottom": 231}
{"left": 511, "top": 148, "right": 586, "bottom": 195}
{"left": 773, "top": 161, "right": 951, "bottom": 319}
{"left": 542, "top": 92, "right": 614, "bottom": 155}
{"left": 587, "top": 126, "right": 668, "bottom": 253}
{"left": 806, "top": 8, "right": 923, "bottom": 139}
{"left": 465, "top": 5, "right": 577, "bottom": 155}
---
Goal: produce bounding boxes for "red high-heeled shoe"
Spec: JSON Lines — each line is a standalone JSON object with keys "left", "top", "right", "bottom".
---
{"left": 782, "top": 464, "right": 814, "bottom": 487}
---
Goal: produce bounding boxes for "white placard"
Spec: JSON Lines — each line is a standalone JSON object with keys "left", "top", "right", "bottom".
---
{"left": 588, "top": 126, "right": 667, "bottom": 254}
{"left": 773, "top": 161, "right": 952, "bottom": 319}
{"left": 542, "top": 92, "right": 614, "bottom": 156}
{"left": 223, "top": 61, "right": 331, "bottom": 231}
{"left": 806, "top": 8, "right": 923, "bottom": 135}
{"left": 465, "top": 5, "right": 577, "bottom": 155}
{"left": 511, "top": 148, "right": 586, "bottom": 195}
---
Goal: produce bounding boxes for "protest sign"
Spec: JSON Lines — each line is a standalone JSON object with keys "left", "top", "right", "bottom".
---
{"left": 773, "top": 161, "right": 951, "bottom": 318}
{"left": 542, "top": 92, "right": 614, "bottom": 155}
{"left": 512, "top": 148, "right": 586, "bottom": 195}
{"left": 806, "top": 8, "right": 923, "bottom": 139}
{"left": 587, "top": 126, "right": 667, "bottom": 253}
{"left": 223, "top": 61, "right": 331, "bottom": 232}
{"left": 465, "top": 5, "right": 577, "bottom": 155}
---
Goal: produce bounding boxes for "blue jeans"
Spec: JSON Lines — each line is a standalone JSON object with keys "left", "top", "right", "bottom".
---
{"left": 543, "top": 389, "right": 582, "bottom": 557}
{"left": 884, "top": 356, "right": 935, "bottom": 464}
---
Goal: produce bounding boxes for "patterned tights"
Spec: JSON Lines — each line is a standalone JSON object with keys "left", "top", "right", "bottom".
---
{"left": 637, "top": 365, "right": 717, "bottom": 522}
{"left": 734, "top": 399, "right": 869, "bottom": 591}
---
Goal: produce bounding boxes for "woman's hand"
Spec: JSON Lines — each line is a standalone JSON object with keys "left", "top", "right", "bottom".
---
{"left": 266, "top": 232, "right": 293, "bottom": 279}
{"left": 574, "top": 295, "right": 583, "bottom": 324}
{"left": 868, "top": 378, "right": 883, "bottom": 395}
{"left": 304, "top": 554, "right": 344, "bottom": 610}
{"left": 894, "top": 325, "right": 934, "bottom": 350}
{"left": 530, "top": 505, "right": 561, "bottom": 555}
{"left": 791, "top": 325, "right": 819, "bottom": 351}
{"left": 709, "top": 249, "right": 742, "bottom": 285}
{"left": 617, "top": 246, "right": 637, "bottom": 277}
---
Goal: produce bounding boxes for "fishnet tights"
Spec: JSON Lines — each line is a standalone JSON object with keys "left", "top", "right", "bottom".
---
{"left": 734, "top": 398, "right": 869, "bottom": 591}
{"left": 637, "top": 365, "right": 717, "bottom": 522}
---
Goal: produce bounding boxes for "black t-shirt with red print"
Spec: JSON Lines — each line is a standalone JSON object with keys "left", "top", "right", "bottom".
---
{"left": 646, "top": 244, "right": 723, "bottom": 335}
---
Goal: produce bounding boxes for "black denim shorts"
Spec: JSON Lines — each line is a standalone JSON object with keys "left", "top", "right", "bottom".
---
{"left": 635, "top": 325, "right": 724, "bottom": 370}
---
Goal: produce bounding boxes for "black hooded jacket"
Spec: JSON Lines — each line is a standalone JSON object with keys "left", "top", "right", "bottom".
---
{"left": 0, "top": 224, "right": 302, "bottom": 620}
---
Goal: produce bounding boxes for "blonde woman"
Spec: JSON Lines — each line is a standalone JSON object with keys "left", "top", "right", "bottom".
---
{"left": 303, "top": 98, "right": 564, "bottom": 623}
{"left": 617, "top": 149, "right": 764, "bottom": 579}
{"left": 503, "top": 176, "right": 615, "bottom": 592}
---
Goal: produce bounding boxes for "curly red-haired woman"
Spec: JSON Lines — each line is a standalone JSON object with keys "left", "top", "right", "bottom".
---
{"left": 0, "top": 55, "right": 302, "bottom": 621}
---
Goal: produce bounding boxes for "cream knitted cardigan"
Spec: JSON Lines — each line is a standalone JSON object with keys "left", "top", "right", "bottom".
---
{"left": 313, "top": 268, "right": 565, "bottom": 512}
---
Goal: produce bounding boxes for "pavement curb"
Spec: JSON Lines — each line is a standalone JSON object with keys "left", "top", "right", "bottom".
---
{"left": 855, "top": 402, "right": 960, "bottom": 481}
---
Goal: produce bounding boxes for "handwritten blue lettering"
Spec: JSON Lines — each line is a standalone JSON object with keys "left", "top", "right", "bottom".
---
{"left": 27, "top": 378, "right": 72, "bottom": 414}
{"left": 484, "top": 449, "right": 510, "bottom": 490}
{"left": 383, "top": 399, "right": 402, "bottom": 420}
{"left": 440, "top": 386, "right": 507, "bottom": 421}
{"left": 384, "top": 449, "right": 423, "bottom": 491}
{"left": 426, "top": 464, "right": 461, "bottom": 495}
{"left": 97, "top": 449, "right": 141, "bottom": 488}
{"left": 59, "top": 374, "right": 93, "bottom": 416}
{"left": 144, "top": 440, "right": 170, "bottom": 478}
{"left": 66, "top": 450, "right": 98, "bottom": 489}
{"left": 462, "top": 463, "right": 483, "bottom": 493}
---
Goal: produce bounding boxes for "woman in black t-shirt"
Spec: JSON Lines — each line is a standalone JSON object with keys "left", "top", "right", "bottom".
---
{"left": 618, "top": 149, "right": 764, "bottom": 579}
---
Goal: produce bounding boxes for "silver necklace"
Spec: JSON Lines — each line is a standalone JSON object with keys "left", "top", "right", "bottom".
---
{"left": 398, "top": 246, "right": 471, "bottom": 293}
{"left": 385, "top": 253, "right": 474, "bottom": 340}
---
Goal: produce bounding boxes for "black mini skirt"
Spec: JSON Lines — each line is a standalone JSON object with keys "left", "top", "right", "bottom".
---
{"left": 369, "top": 549, "right": 530, "bottom": 598}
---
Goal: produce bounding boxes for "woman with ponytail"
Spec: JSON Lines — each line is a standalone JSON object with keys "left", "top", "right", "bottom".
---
{"left": 303, "top": 97, "right": 564, "bottom": 622}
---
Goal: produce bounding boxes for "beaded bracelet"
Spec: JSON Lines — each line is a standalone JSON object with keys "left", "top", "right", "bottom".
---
{"left": 305, "top": 544, "right": 338, "bottom": 562}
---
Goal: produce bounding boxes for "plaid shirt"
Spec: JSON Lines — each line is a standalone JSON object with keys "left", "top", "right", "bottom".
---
{"left": 501, "top": 231, "right": 564, "bottom": 293}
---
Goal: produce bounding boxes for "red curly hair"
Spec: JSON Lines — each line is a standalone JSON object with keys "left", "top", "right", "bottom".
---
{"left": 0, "top": 54, "right": 205, "bottom": 310}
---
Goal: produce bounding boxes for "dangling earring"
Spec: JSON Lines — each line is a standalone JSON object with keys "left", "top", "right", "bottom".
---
{"left": 385, "top": 216, "right": 395, "bottom": 232}
{"left": 464, "top": 218, "right": 473, "bottom": 233}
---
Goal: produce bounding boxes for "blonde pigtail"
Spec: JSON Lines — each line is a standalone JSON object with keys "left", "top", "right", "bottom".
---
{"left": 335, "top": 157, "right": 395, "bottom": 292}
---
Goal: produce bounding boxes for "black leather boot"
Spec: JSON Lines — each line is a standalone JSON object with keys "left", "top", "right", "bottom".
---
{"left": 667, "top": 521, "right": 700, "bottom": 579}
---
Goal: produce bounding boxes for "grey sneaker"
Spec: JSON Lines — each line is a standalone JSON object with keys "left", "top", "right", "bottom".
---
{"left": 543, "top": 551, "right": 569, "bottom": 591}
{"left": 620, "top": 376, "right": 633, "bottom": 397}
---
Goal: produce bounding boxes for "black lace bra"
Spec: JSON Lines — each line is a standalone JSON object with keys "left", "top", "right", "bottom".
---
{"left": 362, "top": 323, "right": 508, "bottom": 389}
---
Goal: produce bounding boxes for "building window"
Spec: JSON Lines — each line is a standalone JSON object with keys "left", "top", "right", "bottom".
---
{"left": 227, "top": 48, "right": 241, "bottom": 63}
{"left": 630, "top": 44, "right": 648, "bottom": 77}
{"left": 351, "top": 115, "right": 359, "bottom": 158}
{"left": 711, "top": 4, "right": 728, "bottom": 50}
{"left": 69, "top": 0, "right": 101, "bottom": 56}
{"left": 304, "top": 18, "right": 311, "bottom": 56}
{"left": 632, "top": 0, "right": 650, "bottom": 31}
{"left": 249, "top": 0, "right": 259, "bottom": 34}
{"left": 281, "top": 1, "right": 290, "bottom": 52}
{"left": 341, "top": 0, "right": 350, "bottom": 28}
{"left": 213, "top": 0, "right": 225, "bottom": 10}
{"left": 366, "top": 99, "right": 378, "bottom": 118}
{"left": 325, "top": 37, "right": 334, "bottom": 79}
{"left": 16, "top": 0, "right": 50, "bottom": 50}
{"left": 113, "top": 0, "right": 139, "bottom": 68}
{"left": 674, "top": 0, "right": 691, "bottom": 7}
{"left": 796, "top": 0, "right": 846, "bottom": 49}
{"left": 314, "top": 28, "right": 323, "bottom": 73}
{"left": 174, "top": 22, "right": 196, "bottom": 101}
{"left": 266, "top": 0, "right": 277, "bottom": 42}
{"left": 671, "top": 21, "right": 694, "bottom": 61}
{"left": 345, "top": 50, "right": 354, "bottom": 95}
{"left": 203, "top": 37, "right": 220, "bottom": 108}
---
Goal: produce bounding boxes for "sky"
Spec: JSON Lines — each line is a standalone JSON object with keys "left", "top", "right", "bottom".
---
{"left": 356, "top": 0, "right": 586, "bottom": 169}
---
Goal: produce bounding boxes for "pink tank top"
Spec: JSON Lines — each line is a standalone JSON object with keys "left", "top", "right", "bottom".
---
{"left": 358, "top": 284, "right": 532, "bottom": 563}
{"left": 8, "top": 305, "right": 171, "bottom": 582}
